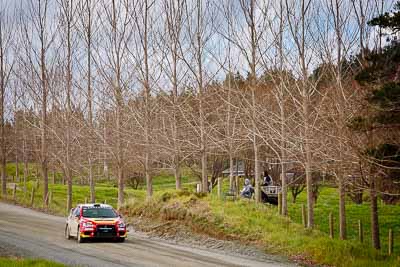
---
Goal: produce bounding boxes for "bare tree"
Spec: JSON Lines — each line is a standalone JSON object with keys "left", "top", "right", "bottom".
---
{"left": 131, "top": 0, "right": 156, "bottom": 198}
{"left": 78, "top": 0, "right": 97, "bottom": 203}
{"left": 19, "top": 0, "right": 57, "bottom": 205}
{"left": 97, "top": 0, "right": 133, "bottom": 208}
{"left": 56, "top": 0, "right": 79, "bottom": 211}
{"left": 285, "top": 0, "right": 317, "bottom": 227}
{"left": 161, "top": 0, "right": 186, "bottom": 190}
{"left": 0, "top": 4, "right": 14, "bottom": 198}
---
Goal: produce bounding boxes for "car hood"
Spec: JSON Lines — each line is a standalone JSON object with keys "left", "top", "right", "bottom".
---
{"left": 83, "top": 218, "right": 120, "bottom": 224}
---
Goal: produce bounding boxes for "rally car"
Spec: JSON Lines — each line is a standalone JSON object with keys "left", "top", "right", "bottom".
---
{"left": 65, "top": 203, "right": 127, "bottom": 243}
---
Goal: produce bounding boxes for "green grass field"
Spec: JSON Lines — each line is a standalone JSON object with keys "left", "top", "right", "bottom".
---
{"left": 1, "top": 163, "right": 400, "bottom": 266}
{"left": 287, "top": 186, "right": 400, "bottom": 256}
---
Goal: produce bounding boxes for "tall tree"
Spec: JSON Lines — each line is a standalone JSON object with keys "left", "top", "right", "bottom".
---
{"left": 285, "top": 0, "right": 316, "bottom": 227}
{"left": 0, "top": 5, "right": 13, "bottom": 198}
{"left": 20, "top": 0, "right": 56, "bottom": 205}
{"left": 78, "top": 0, "right": 97, "bottom": 203}
{"left": 162, "top": 0, "right": 185, "bottom": 190}
{"left": 58, "top": 0, "right": 78, "bottom": 211}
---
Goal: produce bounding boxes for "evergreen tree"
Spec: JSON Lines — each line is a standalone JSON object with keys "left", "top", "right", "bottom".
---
{"left": 350, "top": 3, "right": 400, "bottom": 249}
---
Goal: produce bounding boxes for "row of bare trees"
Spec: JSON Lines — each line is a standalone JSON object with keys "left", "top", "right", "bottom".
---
{"left": 0, "top": 0, "right": 396, "bottom": 249}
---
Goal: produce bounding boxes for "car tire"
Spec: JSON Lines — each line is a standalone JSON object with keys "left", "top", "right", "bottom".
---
{"left": 117, "top": 238, "right": 125, "bottom": 243}
{"left": 65, "top": 224, "right": 71, "bottom": 240}
{"left": 77, "top": 227, "right": 84, "bottom": 243}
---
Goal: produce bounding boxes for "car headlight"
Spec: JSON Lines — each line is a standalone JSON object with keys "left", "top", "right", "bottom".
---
{"left": 83, "top": 222, "right": 94, "bottom": 228}
{"left": 118, "top": 222, "right": 125, "bottom": 229}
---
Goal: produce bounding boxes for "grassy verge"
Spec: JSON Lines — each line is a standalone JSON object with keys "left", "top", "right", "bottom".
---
{"left": 122, "top": 191, "right": 399, "bottom": 267}
{"left": 0, "top": 257, "right": 66, "bottom": 267}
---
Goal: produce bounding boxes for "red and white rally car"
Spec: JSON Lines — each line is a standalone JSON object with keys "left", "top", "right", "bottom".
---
{"left": 65, "top": 203, "right": 127, "bottom": 243}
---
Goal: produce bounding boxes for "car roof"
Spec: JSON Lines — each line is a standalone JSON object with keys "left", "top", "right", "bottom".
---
{"left": 77, "top": 203, "right": 113, "bottom": 209}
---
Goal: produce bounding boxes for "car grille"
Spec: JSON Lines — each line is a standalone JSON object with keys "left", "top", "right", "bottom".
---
{"left": 96, "top": 225, "right": 116, "bottom": 237}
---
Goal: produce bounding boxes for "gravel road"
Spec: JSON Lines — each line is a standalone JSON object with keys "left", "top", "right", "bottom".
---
{"left": 0, "top": 202, "right": 295, "bottom": 267}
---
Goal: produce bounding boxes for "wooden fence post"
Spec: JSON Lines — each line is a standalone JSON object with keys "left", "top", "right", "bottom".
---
{"left": 301, "top": 204, "right": 307, "bottom": 227}
{"left": 196, "top": 184, "right": 201, "bottom": 193}
{"left": 358, "top": 220, "right": 363, "bottom": 243}
{"left": 30, "top": 187, "right": 35, "bottom": 207}
{"left": 389, "top": 229, "right": 393, "bottom": 256}
{"left": 329, "top": 213, "right": 334, "bottom": 238}
{"left": 217, "top": 178, "right": 222, "bottom": 199}
{"left": 12, "top": 184, "right": 17, "bottom": 202}
{"left": 278, "top": 192, "right": 282, "bottom": 215}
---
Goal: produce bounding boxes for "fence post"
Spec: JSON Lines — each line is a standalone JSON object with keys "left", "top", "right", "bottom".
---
{"left": 196, "top": 184, "right": 201, "bottom": 193}
{"left": 301, "top": 204, "right": 307, "bottom": 227}
{"left": 389, "top": 229, "right": 393, "bottom": 256}
{"left": 217, "top": 178, "right": 222, "bottom": 199}
{"left": 13, "top": 184, "right": 17, "bottom": 202}
{"left": 358, "top": 220, "right": 363, "bottom": 243}
{"left": 104, "top": 199, "right": 107, "bottom": 204}
{"left": 278, "top": 192, "right": 282, "bottom": 215}
{"left": 329, "top": 212, "right": 334, "bottom": 238}
{"left": 85, "top": 197, "right": 88, "bottom": 204}
{"left": 30, "top": 187, "right": 35, "bottom": 207}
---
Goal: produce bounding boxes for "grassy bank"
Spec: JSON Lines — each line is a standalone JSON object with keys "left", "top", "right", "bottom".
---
{"left": 0, "top": 257, "right": 66, "bottom": 267}
{"left": 120, "top": 190, "right": 398, "bottom": 267}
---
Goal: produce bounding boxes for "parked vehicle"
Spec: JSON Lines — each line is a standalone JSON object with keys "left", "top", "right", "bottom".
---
{"left": 261, "top": 185, "right": 281, "bottom": 205}
{"left": 65, "top": 203, "right": 127, "bottom": 243}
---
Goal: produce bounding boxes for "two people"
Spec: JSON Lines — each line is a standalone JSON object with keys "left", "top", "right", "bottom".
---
{"left": 240, "top": 171, "right": 273, "bottom": 199}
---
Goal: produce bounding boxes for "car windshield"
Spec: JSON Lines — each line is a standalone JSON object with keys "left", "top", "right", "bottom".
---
{"left": 82, "top": 207, "right": 118, "bottom": 218}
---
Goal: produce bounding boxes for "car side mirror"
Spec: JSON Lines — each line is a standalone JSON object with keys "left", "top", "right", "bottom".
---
{"left": 118, "top": 214, "right": 123, "bottom": 218}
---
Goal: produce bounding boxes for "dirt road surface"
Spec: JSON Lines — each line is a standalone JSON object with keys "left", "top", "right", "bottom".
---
{"left": 0, "top": 202, "right": 295, "bottom": 267}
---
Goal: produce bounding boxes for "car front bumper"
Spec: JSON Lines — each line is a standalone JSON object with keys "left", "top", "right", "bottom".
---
{"left": 80, "top": 227, "right": 127, "bottom": 239}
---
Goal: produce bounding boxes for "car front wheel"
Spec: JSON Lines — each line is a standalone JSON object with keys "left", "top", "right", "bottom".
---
{"left": 77, "top": 227, "right": 84, "bottom": 243}
{"left": 65, "top": 225, "right": 71, "bottom": 240}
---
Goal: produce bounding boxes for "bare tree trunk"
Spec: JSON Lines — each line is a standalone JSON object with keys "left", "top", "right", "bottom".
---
{"left": 229, "top": 154, "right": 234, "bottom": 191}
{"left": 39, "top": 8, "right": 49, "bottom": 205}
{"left": 278, "top": 1, "right": 287, "bottom": 215}
{"left": 291, "top": 0, "right": 314, "bottom": 228}
{"left": 81, "top": 0, "right": 96, "bottom": 203}
{"left": 0, "top": 17, "right": 6, "bottom": 197}
{"left": 164, "top": 0, "right": 183, "bottom": 191}
{"left": 59, "top": 0, "right": 76, "bottom": 210}
{"left": 66, "top": 167, "right": 72, "bottom": 211}
{"left": 248, "top": 0, "right": 260, "bottom": 203}
{"left": 193, "top": 0, "right": 207, "bottom": 193}
{"left": 103, "top": 116, "right": 109, "bottom": 180}
{"left": 370, "top": 175, "right": 380, "bottom": 249}
{"left": 338, "top": 172, "right": 347, "bottom": 239}
{"left": 304, "top": 115, "right": 313, "bottom": 227}
{"left": 15, "top": 92, "right": 19, "bottom": 182}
